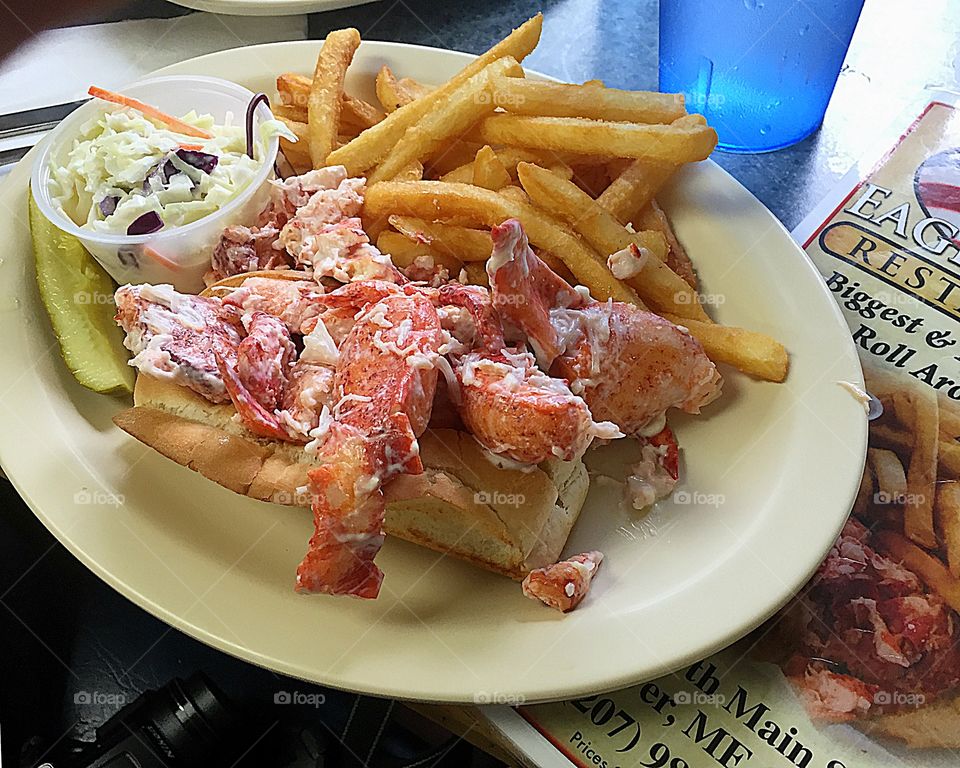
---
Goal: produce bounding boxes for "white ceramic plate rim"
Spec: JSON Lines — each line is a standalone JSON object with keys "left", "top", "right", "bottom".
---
{"left": 0, "top": 40, "right": 867, "bottom": 703}
{"left": 165, "top": 0, "right": 378, "bottom": 17}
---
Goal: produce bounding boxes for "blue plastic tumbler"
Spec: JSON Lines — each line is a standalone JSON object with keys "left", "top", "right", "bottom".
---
{"left": 659, "top": 0, "right": 865, "bottom": 153}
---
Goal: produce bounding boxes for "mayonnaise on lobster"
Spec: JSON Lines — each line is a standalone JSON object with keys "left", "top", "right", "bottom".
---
{"left": 296, "top": 291, "right": 443, "bottom": 598}
{"left": 487, "top": 219, "right": 722, "bottom": 436}
{"left": 114, "top": 167, "right": 726, "bottom": 610}
{"left": 115, "top": 284, "right": 243, "bottom": 403}
{"left": 522, "top": 551, "right": 604, "bottom": 612}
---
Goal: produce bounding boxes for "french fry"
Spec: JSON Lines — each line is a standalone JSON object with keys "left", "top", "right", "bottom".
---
{"left": 505, "top": 155, "right": 577, "bottom": 181}
{"left": 606, "top": 157, "right": 633, "bottom": 180}
{"left": 515, "top": 163, "right": 714, "bottom": 322}
{"left": 279, "top": 115, "right": 308, "bottom": 143}
{"left": 376, "top": 231, "right": 423, "bottom": 267}
{"left": 673, "top": 113, "right": 708, "bottom": 128}
{"left": 271, "top": 103, "right": 308, "bottom": 122}
{"left": 389, "top": 216, "right": 493, "bottom": 262}
{"left": 498, "top": 185, "right": 532, "bottom": 206}
{"left": 942, "top": 440, "right": 960, "bottom": 478}
{"left": 939, "top": 390, "right": 960, "bottom": 424}
{"left": 864, "top": 422, "right": 960, "bottom": 481}
{"left": 398, "top": 77, "right": 433, "bottom": 100}
{"left": 277, "top": 117, "right": 311, "bottom": 172}
{"left": 308, "top": 28, "right": 361, "bottom": 167}
{"left": 517, "top": 162, "right": 667, "bottom": 258}
{"left": 661, "top": 315, "right": 789, "bottom": 382}
{"left": 376, "top": 231, "right": 462, "bottom": 274}
{"left": 276, "top": 75, "right": 383, "bottom": 133}
{"left": 537, "top": 251, "right": 576, "bottom": 284}
{"left": 895, "top": 389, "right": 940, "bottom": 549}
{"left": 597, "top": 159, "right": 678, "bottom": 224}
{"left": 440, "top": 148, "right": 572, "bottom": 185}
{"left": 939, "top": 398, "right": 960, "bottom": 442}
{"left": 473, "top": 145, "right": 512, "bottom": 190}
{"left": 491, "top": 76, "right": 685, "bottom": 123}
{"left": 875, "top": 531, "right": 960, "bottom": 614}
{"left": 853, "top": 465, "right": 874, "bottom": 518}
{"left": 477, "top": 114, "right": 718, "bottom": 163}
{"left": 375, "top": 65, "right": 434, "bottom": 112}
{"left": 395, "top": 161, "right": 424, "bottom": 181}
{"left": 368, "top": 57, "right": 523, "bottom": 184}
{"left": 936, "top": 481, "right": 960, "bottom": 578}
{"left": 862, "top": 365, "right": 909, "bottom": 399}
{"left": 544, "top": 162, "right": 576, "bottom": 182}
{"left": 571, "top": 164, "right": 611, "bottom": 197}
{"left": 493, "top": 147, "right": 602, "bottom": 171}
{"left": 341, "top": 93, "right": 386, "bottom": 132}
{"left": 440, "top": 162, "right": 476, "bottom": 184}
{"left": 376, "top": 65, "right": 412, "bottom": 112}
{"left": 461, "top": 261, "right": 490, "bottom": 287}
{"left": 427, "top": 140, "right": 486, "bottom": 177}
{"left": 496, "top": 147, "right": 565, "bottom": 169}
{"left": 635, "top": 201, "right": 698, "bottom": 289}
{"left": 327, "top": 14, "right": 544, "bottom": 174}
{"left": 868, "top": 448, "right": 907, "bottom": 504}
{"left": 387, "top": 215, "right": 572, "bottom": 281}
{"left": 365, "top": 180, "right": 641, "bottom": 305}
{"left": 280, "top": 139, "right": 311, "bottom": 174}
{"left": 277, "top": 72, "right": 310, "bottom": 106}
{"left": 544, "top": 150, "right": 617, "bottom": 168}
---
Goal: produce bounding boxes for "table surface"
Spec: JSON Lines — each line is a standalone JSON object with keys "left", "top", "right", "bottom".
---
{"left": 306, "top": 0, "right": 960, "bottom": 230}
{"left": 2, "top": 0, "right": 959, "bottom": 765}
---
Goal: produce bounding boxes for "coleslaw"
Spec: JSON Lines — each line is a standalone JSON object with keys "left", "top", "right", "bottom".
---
{"left": 48, "top": 105, "right": 293, "bottom": 237}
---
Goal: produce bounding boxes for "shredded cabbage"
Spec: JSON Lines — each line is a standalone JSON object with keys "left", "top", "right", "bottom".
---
{"left": 48, "top": 106, "right": 295, "bottom": 235}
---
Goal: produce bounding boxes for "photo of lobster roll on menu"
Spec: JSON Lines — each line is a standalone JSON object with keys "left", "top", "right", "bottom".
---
{"left": 756, "top": 365, "right": 960, "bottom": 748}
{"left": 755, "top": 95, "right": 960, "bottom": 751}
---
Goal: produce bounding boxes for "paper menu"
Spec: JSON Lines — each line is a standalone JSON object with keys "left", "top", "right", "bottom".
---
{"left": 484, "top": 91, "right": 960, "bottom": 768}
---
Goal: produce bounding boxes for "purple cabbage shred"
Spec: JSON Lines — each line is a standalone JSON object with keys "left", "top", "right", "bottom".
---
{"left": 126, "top": 210, "right": 164, "bottom": 236}
{"left": 176, "top": 149, "right": 218, "bottom": 174}
{"left": 98, "top": 196, "right": 119, "bottom": 217}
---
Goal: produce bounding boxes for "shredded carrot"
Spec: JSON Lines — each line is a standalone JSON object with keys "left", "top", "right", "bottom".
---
{"left": 88, "top": 86, "right": 213, "bottom": 140}
{"left": 142, "top": 245, "right": 180, "bottom": 271}
{"left": 178, "top": 143, "right": 205, "bottom": 151}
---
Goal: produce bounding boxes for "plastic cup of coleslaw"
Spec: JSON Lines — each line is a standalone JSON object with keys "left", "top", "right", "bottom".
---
{"left": 31, "top": 75, "right": 284, "bottom": 292}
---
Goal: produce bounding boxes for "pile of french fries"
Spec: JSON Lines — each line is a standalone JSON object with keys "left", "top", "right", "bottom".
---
{"left": 272, "top": 14, "right": 789, "bottom": 383}
{"left": 859, "top": 366, "right": 960, "bottom": 613}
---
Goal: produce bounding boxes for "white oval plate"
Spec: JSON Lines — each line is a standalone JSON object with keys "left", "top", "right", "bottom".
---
{"left": 0, "top": 41, "right": 867, "bottom": 703}
{"left": 166, "top": 0, "right": 377, "bottom": 17}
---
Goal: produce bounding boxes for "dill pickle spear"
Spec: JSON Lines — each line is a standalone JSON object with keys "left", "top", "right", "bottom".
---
{"left": 29, "top": 191, "right": 134, "bottom": 394}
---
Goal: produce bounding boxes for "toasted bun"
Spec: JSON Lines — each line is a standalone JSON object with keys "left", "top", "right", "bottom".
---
{"left": 860, "top": 696, "right": 960, "bottom": 748}
{"left": 115, "top": 374, "right": 589, "bottom": 579}
{"left": 201, "top": 268, "right": 311, "bottom": 295}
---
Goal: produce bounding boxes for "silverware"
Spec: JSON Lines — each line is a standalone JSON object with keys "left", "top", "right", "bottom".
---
{"left": 0, "top": 99, "right": 87, "bottom": 171}
{"left": 0, "top": 99, "right": 86, "bottom": 141}
{"left": 0, "top": 146, "right": 32, "bottom": 168}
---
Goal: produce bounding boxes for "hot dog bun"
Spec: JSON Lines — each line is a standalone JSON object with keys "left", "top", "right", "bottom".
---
{"left": 113, "top": 373, "right": 589, "bottom": 580}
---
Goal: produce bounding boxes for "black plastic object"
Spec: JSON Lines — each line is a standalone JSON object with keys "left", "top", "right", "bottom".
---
{"left": 35, "top": 673, "right": 235, "bottom": 768}
{"left": 245, "top": 93, "right": 270, "bottom": 159}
